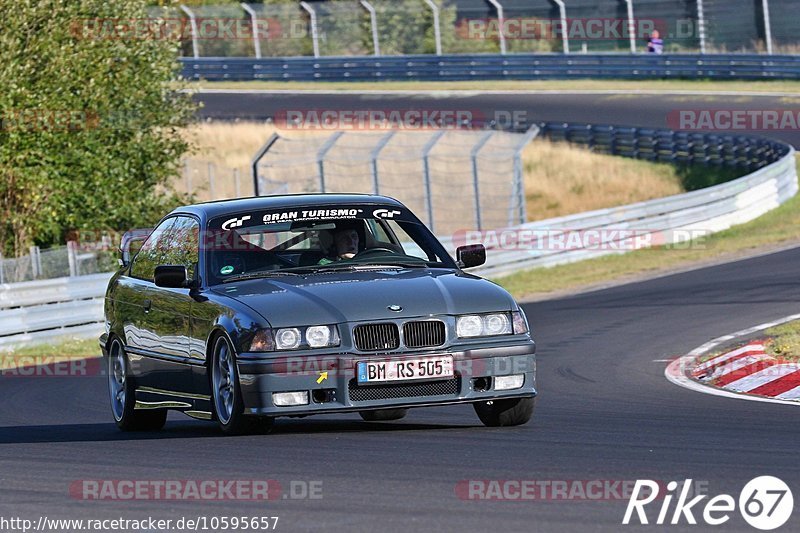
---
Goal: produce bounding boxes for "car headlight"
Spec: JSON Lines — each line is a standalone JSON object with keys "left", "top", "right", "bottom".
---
{"left": 456, "top": 313, "right": 513, "bottom": 338}
{"left": 249, "top": 325, "right": 340, "bottom": 352}
{"left": 276, "top": 328, "right": 302, "bottom": 350}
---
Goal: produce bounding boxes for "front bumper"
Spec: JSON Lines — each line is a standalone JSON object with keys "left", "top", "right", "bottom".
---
{"left": 237, "top": 341, "right": 536, "bottom": 416}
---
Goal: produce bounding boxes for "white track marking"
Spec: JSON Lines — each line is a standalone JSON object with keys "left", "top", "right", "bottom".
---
{"left": 665, "top": 313, "right": 800, "bottom": 406}
{"left": 693, "top": 343, "right": 765, "bottom": 373}
{"left": 776, "top": 385, "right": 800, "bottom": 400}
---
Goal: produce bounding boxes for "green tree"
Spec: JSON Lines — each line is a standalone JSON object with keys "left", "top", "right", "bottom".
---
{"left": 0, "top": 0, "right": 195, "bottom": 257}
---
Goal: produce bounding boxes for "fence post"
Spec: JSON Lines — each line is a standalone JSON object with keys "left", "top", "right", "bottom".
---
{"left": 762, "top": 0, "right": 773, "bottom": 55}
{"left": 510, "top": 125, "right": 541, "bottom": 226}
{"left": 179, "top": 5, "right": 200, "bottom": 59}
{"left": 250, "top": 133, "right": 281, "bottom": 196}
{"left": 696, "top": 0, "right": 707, "bottom": 54}
{"left": 624, "top": 0, "right": 636, "bottom": 53}
{"left": 241, "top": 3, "right": 262, "bottom": 59}
{"left": 67, "top": 241, "right": 78, "bottom": 277}
{"left": 470, "top": 131, "right": 494, "bottom": 231}
{"left": 208, "top": 162, "right": 216, "bottom": 200}
{"left": 360, "top": 0, "right": 381, "bottom": 56}
{"left": 233, "top": 168, "right": 241, "bottom": 198}
{"left": 29, "top": 246, "right": 40, "bottom": 279}
{"left": 0, "top": 252, "right": 4, "bottom": 284}
{"left": 317, "top": 131, "right": 344, "bottom": 193}
{"left": 486, "top": 0, "right": 506, "bottom": 55}
{"left": 552, "top": 0, "right": 570, "bottom": 54}
{"left": 184, "top": 159, "right": 191, "bottom": 194}
{"left": 421, "top": 130, "right": 446, "bottom": 232}
{"left": 369, "top": 131, "right": 396, "bottom": 195}
{"left": 423, "top": 0, "right": 442, "bottom": 55}
{"left": 300, "top": 1, "right": 320, "bottom": 58}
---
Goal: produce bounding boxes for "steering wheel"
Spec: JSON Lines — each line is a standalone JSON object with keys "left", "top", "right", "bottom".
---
{"left": 353, "top": 247, "right": 398, "bottom": 259}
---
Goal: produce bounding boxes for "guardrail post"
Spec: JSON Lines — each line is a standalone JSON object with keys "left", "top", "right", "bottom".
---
{"left": 552, "top": 0, "right": 570, "bottom": 54}
{"left": 510, "top": 125, "right": 540, "bottom": 226}
{"left": 422, "top": 130, "right": 446, "bottom": 231}
{"left": 470, "top": 131, "right": 494, "bottom": 231}
{"left": 179, "top": 5, "right": 200, "bottom": 59}
{"left": 423, "top": 0, "right": 443, "bottom": 55}
{"left": 317, "top": 131, "right": 344, "bottom": 193}
{"left": 300, "top": 1, "right": 320, "bottom": 58}
{"left": 761, "top": 0, "right": 773, "bottom": 55}
{"left": 360, "top": 0, "right": 381, "bottom": 56}
{"left": 369, "top": 131, "right": 396, "bottom": 194}
{"left": 241, "top": 3, "right": 262, "bottom": 59}
{"left": 624, "top": 0, "right": 636, "bottom": 53}
{"left": 696, "top": 0, "right": 707, "bottom": 54}
{"left": 486, "top": 0, "right": 506, "bottom": 55}
{"left": 250, "top": 133, "right": 281, "bottom": 196}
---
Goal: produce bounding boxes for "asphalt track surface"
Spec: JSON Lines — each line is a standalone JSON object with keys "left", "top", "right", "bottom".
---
{"left": 1, "top": 92, "right": 799, "bottom": 532}
{"left": 196, "top": 91, "right": 800, "bottom": 147}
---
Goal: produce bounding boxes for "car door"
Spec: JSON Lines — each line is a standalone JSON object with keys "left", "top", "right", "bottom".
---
{"left": 144, "top": 215, "right": 201, "bottom": 394}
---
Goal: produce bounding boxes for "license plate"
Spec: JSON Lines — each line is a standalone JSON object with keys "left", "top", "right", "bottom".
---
{"left": 357, "top": 356, "right": 454, "bottom": 384}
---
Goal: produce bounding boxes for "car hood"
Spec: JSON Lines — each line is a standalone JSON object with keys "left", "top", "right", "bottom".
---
{"left": 212, "top": 268, "right": 516, "bottom": 327}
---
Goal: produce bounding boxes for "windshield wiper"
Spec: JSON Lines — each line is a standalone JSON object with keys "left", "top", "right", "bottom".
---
{"left": 221, "top": 270, "right": 303, "bottom": 283}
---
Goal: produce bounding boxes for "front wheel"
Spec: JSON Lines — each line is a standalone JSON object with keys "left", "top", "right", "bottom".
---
{"left": 211, "top": 335, "right": 264, "bottom": 435}
{"left": 107, "top": 338, "right": 167, "bottom": 431}
{"left": 473, "top": 397, "right": 535, "bottom": 427}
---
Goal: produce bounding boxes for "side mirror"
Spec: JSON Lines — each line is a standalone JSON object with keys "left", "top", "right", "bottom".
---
{"left": 456, "top": 244, "right": 486, "bottom": 269}
{"left": 119, "top": 229, "right": 151, "bottom": 267}
{"left": 154, "top": 265, "right": 189, "bottom": 288}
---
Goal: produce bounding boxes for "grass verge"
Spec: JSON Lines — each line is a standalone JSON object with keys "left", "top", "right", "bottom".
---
{"left": 495, "top": 158, "right": 800, "bottom": 301}
{"left": 0, "top": 337, "right": 100, "bottom": 361}
{"left": 190, "top": 79, "right": 800, "bottom": 94}
{"left": 764, "top": 321, "right": 800, "bottom": 362}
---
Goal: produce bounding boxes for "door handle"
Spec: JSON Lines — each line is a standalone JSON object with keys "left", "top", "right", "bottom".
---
{"left": 143, "top": 299, "right": 152, "bottom": 312}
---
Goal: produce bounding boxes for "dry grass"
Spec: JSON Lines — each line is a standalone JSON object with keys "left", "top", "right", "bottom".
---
{"left": 765, "top": 321, "right": 800, "bottom": 363}
{"left": 519, "top": 141, "right": 683, "bottom": 220}
{"left": 182, "top": 122, "right": 686, "bottom": 221}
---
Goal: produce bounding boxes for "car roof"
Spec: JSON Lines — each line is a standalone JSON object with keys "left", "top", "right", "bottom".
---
{"left": 169, "top": 193, "right": 406, "bottom": 220}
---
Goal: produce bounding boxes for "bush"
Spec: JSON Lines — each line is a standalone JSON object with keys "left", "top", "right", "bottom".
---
{"left": 0, "top": 0, "right": 195, "bottom": 257}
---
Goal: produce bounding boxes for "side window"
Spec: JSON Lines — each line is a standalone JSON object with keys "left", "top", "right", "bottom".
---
{"left": 130, "top": 218, "right": 177, "bottom": 282}
{"left": 385, "top": 220, "right": 433, "bottom": 261}
{"left": 161, "top": 217, "right": 200, "bottom": 280}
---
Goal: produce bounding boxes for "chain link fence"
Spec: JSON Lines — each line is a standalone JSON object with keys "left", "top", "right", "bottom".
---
{"left": 253, "top": 128, "right": 537, "bottom": 235}
{"left": 166, "top": 1, "right": 798, "bottom": 58}
{"left": 0, "top": 243, "right": 116, "bottom": 284}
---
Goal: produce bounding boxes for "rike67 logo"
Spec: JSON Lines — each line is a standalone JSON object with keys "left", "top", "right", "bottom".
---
{"left": 623, "top": 476, "right": 793, "bottom": 530}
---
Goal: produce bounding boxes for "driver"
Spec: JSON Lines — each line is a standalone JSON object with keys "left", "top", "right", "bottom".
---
{"left": 318, "top": 227, "right": 360, "bottom": 264}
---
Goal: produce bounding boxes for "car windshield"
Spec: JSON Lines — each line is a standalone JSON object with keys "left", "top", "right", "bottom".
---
{"left": 205, "top": 204, "right": 457, "bottom": 284}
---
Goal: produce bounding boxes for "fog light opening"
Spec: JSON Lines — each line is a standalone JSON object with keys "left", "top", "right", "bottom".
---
{"left": 472, "top": 377, "right": 491, "bottom": 392}
{"left": 272, "top": 391, "right": 309, "bottom": 407}
{"left": 312, "top": 389, "right": 335, "bottom": 404}
{"left": 494, "top": 374, "right": 524, "bottom": 391}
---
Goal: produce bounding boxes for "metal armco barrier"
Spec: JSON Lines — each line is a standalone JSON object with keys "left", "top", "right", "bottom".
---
{"left": 181, "top": 53, "right": 800, "bottom": 82}
{"left": 1, "top": 122, "right": 796, "bottom": 346}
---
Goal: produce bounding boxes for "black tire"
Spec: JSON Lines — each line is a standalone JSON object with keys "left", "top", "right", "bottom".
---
{"left": 473, "top": 397, "right": 535, "bottom": 427}
{"left": 211, "top": 335, "right": 261, "bottom": 435}
{"left": 107, "top": 339, "right": 167, "bottom": 431}
{"left": 359, "top": 408, "right": 408, "bottom": 422}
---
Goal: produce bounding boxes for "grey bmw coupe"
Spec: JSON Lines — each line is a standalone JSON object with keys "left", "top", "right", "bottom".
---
{"left": 101, "top": 194, "right": 537, "bottom": 434}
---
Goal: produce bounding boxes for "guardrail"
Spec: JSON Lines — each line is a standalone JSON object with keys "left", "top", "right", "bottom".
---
{"left": 181, "top": 53, "right": 800, "bottom": 82}
{"left": 440, "top": 122, "right": 796, "bottom": 277}
{"left": 0, "top": 273, "right": 112, "bottom": 348}
{"left": 1, "top": 121, "right": 796, "bottom": 347}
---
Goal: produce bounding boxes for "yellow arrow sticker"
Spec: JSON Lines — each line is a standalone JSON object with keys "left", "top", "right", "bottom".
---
{"left": 316, "top": 371, "right": 328, "bottom": 384}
